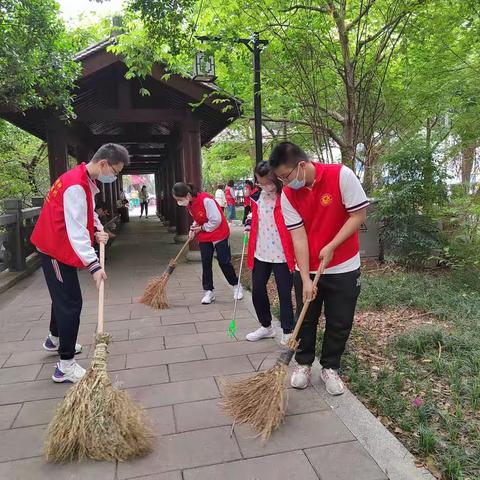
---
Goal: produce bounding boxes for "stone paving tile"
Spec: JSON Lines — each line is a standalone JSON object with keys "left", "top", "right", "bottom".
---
{"left": 108, "top": 337, "right": 165, "bottom": 355}
{"left": 174, "top": 398, "right": 230, "bottom": 432}
{"left": 126, "top": 345, "right": 205, "bottom": 369}
{"left": 247, "top": 352, "right": 281, "bottom": 371}
{"left": 111, "top": 365, "right": 169, "bottom": 389}
{"left": 125, "top": 473, "right": 182, "bottom": 480}
{"left": 305, "top": 441, "right": 388, "bottom": 480}
{"left": 105, "top": 317, "right": 163, "bottom": 332}
{"left": 129, "top": 323, "right": 196, "bottom": 340}
{"left": 0, "top": 379, "right": 70, "bottom": 405}
{"left": 133, "top": 305, "right": 190, "bottom": 320}
{"left": 0, "top": 328, "right": 29, "bottom": 342}
{"left": 161, "top": 311, "right": 224, "bottom": 325}
{"left": 286, "top": 387, "right": 331, "bottom": 415}
{"left": 236, "top": 411, "right": 355, "bottom": 458}
{"left": 4, "top": 345, "right": 91, "bottom": 368}
{"left": 204, "top": 340, "right": 278, "bottom": 359}
{"left": 164, "top": 331, "right": 236, "bottom": 349}
{"left": 169, "top": 355, "right": 254, "bottom": 382}
{"left": 0, "top": 456, "right": 116, "bottom": 480}
{"left": 117, "top": 426, "right": 242, "bottom": 479}
{"left": 129, "top": 377, "right": 219, "bottom": 409}
{"left": 0, "top": 424, "right": 45, "bottom": 461}
{"left": 183, "top": 450, "right": 319, "bottom": 480}
{"left": 220, "top": 309, "right": 256, "bottom": 320}
{"left": 0, "top": 364, "right": 42, "bottom": 384}
{"left": 13, "top": 398, "right": 59, "bottom": 427}
{"left": 0, "top": 353, "right": 9, "bottom": 367}
{"left": 194, "top": 320, "right": 233, "bottom": 333}
{"left": 147, "top": 405, "right": 176, "bottom": 435}
{"left": 0, "top": 403, "right": 21, "bottom": 430}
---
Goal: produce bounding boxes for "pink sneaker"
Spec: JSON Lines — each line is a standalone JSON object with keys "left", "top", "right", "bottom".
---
{"left": 290, "top": 365, "right": 311, "bottom": 389}
{"left": 320, "top": 368, "right": 345, "bottom": 395}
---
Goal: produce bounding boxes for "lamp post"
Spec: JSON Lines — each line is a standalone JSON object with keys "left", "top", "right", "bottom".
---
{"left": 196, "top": 33, "right": 268, "bottom": 164}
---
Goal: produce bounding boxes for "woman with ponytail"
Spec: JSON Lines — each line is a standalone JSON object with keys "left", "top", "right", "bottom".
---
{"left": 172, "top": 182, "right": 244, "bottom": 305}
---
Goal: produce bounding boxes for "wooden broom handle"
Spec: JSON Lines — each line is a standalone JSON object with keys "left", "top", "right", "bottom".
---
{"left": 171, "top": 238, "right": 190, "bottom": 264}
{"left": 291, "top": 263, "right": 325, "bottom": 341}
{"left": 97, "top": 242, "right": 106, "bottom": 334}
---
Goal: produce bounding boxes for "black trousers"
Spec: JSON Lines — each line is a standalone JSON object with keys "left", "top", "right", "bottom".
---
{"left": 252, "top": 259, "right": 294, "bottom": 333}
{"left": 243, "top": 205, "right": 252, "bottom": 225}
{"left": 140, "top": 201, "right": 148, "bottom": 216}
{"left": 40, "top": 254, "right": 82, "bottom": 360}
{"left": 199, "top": 238, "right": 238, "bottom": 291}
{"left": 294, "top": 269, "right": 361, "bottom": 370}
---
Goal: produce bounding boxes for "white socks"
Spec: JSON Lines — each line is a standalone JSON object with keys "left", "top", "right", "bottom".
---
{"left": 59, "top": 358, "right": 75, "bottom": 370}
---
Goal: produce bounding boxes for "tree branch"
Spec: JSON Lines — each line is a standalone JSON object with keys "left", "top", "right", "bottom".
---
{"left": 345, "top": 0, "right": 376, "bottom": 33}
{"left": 282, "top": 4, "right": 330, "bottom": 14}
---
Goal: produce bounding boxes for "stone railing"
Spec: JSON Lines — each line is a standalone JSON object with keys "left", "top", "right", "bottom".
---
{"left": 0, "top": 198, "right": 43, "bottom": 272}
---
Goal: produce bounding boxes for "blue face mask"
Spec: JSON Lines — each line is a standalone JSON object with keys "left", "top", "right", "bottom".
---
{"left": 98, "top": 174, "right": 116, "bottom": 184}
{"left": 98, "top": 163, "right": 117, "bottom": 184}
{"left": 288, "top": 165, "right": 306, "bottom": 190}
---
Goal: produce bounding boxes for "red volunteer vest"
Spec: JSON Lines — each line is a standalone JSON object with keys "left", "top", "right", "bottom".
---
{"left": 247, "top": 190, "right": 295, "bottom": 272}
{"left": 31, "top": 163, "right": 95, "bottom": 268}
{"left": 225, "top": 186, "right": 235, "bottom": 206}
{"left": 188, "top": 192, "right": 230, "bottom": 243}
{"left": 283, "top": 163, "right": 359, "bottom": 271}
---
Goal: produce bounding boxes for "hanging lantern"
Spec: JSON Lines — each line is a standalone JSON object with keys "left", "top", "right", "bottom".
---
{"left": 193, "top": 52, "right": 216, "bottom": 82}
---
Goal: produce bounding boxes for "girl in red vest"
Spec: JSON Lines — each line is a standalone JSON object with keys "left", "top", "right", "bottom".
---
{"left": 244, "top": 162, "right": 295, "bottom": 346}
{"left": 172, "top": 182, "right": 243, "bottom": 305}
{"left": 270, "top": 142, "right": 369, "bottom": 396}
{"left": 225, "top": 180, "right": 236, "bottom": 223}
{"left": 31, "top": 143, "right": 130, "bottom": 384}
{"left": 242, "top": 179, "right": 255, "bottom": 225}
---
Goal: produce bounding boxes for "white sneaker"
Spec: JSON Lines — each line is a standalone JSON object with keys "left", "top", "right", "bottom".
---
{"left": 43, "top": 334, "right": 82, "bottom": 355}
{"left": 201, "top": 290, "right": 215, "bottom": 305}
{"left": 52, "top": 361, "right": 86, "bottom": 383}
{"left": 290, "top": 365, "right": 311, "bottom": 389}
{"left": 246, "top": 326, "right": 276, "bottom": 342}
{"left": 233, "top": 284, "right": 244, "bottom": 300}
{"left": 320, "top": 368, "right": 345, "bottom": 395}
{"left": 280, "top": 333, "right": 293, "bottom": 346}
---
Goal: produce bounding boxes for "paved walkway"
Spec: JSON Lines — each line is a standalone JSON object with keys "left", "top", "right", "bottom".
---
{"left": 0, "top": 218, "right": 389, "bottom": 480}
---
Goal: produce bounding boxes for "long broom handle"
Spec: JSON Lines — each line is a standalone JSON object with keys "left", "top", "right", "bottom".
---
{"left": 290, "top": 263, "right": 325, "bottom": 342}
{"left": 171, "top": 238, "right": 191, "bottom": 265}
{"left": 97, "top": 242, "right": 106, "bottom": 335}
{"left": 232, "top": 233, "right": 248, "bottom": 321}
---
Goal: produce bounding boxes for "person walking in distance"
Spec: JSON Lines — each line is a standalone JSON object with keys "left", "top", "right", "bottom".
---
{"left": 139, "top": 185, "right": 149, "bottom": 219}
{"left": 225, "top": 180, "right": 236, "bottom": 223}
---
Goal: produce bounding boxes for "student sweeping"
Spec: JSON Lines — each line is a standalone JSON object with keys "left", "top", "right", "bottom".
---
{"left": 244, "top": 162, "right": 295, "bottom": 346}
{"left": 172, "top": 182, "right": 244, "bottom": 305}
{"left": 270, "top": 141, "right": 368, "bottom": 396}
{"left": 31, "top": 143, "right": 130, "bottom": 383}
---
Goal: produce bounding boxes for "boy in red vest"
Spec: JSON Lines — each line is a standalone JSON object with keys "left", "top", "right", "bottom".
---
{"left": 31, "top": 143, "right": 130, "bottom": 383}
{"left": 269, "top": 142, "right": 368, "bottom": 395}
{"left": 172, "top": 182, "right": 243, "bottom": 305}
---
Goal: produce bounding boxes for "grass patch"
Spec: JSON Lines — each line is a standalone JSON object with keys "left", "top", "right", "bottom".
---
{"left": 233, "top": 255, "right": 480, "bottom": 478}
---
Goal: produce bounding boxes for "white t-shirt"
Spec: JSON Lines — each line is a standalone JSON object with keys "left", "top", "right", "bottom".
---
{"left": 215, "top": 189, "right": 226, "bottom": 207}
{"left": 281, "top": 165, "right": 369, "bottom": 274}
{"left": 255, "top": 190, "right": 286, "bottom": 264}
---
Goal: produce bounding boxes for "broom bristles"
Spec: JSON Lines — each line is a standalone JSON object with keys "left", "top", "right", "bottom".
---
{"left": 220, "top": 363, "right": 288, "bottom": 442}
{"left": 140, "top": 272, "right": 169, "bottom": 309}
{"left": 44, "top": 333, "right": 154, "bottom": 463}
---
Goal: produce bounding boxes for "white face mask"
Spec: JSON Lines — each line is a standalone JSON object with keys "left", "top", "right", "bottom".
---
{"left": 177, "top": 199, "right": 189, "bottom": 207}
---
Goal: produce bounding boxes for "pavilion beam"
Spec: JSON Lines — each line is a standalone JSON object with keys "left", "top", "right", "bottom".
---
{"left": 46, "top": 117, "right": 69, "bottom": 184}
{"left": 77, "top": 108, "right": 191, "bottom": 123}
{"left": 91, "top": 135, "right": 170, "bottom": 144}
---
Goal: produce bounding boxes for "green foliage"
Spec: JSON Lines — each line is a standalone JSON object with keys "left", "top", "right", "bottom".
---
{"left": 0, "top": 0, "right": 79, "bottom": 113}
{"left": 0, "top": 120, "right": 49, "bottom": 211}
{"left": 374, "top": 139, "right": 448, "bottom": 266}
{"left": 202, "top": 139, "right": 253, "bottom": 190}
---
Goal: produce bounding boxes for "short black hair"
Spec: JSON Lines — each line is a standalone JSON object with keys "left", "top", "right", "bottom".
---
{"left": 254, "top": 161, "right": 282, "bottom": 194}
{"left": 172, "top": 182, "right": 199, "bottom": 197}
{"left": 216, "top": 184, "right": 224, "bottom": 190}
{"left": 227, "top": 180, "right": 234, "bottom": 187}
{"left": 245, "top": 180, "right": 254, "bottom": 188}
{"left": 91, "top": 143, "right": 130, "bottom": 166}
{"left": 268, "top": 141, "right": 309, "bottom": 168}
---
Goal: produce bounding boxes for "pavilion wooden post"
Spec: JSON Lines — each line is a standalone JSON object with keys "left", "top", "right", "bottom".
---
{"left": 154, "top": 169, "right": 162, "bottom": 218}
{"left": 180, "top": 120, "right": 202, "bottom": 259}
{"left": 167, "top": 147, "right": 177, "bottom": 231}
{"left": 174, "top": 136, "right": 190, "bottom": 241}
{"left": 46, "top": 117, "right": 69, "bottom": 185}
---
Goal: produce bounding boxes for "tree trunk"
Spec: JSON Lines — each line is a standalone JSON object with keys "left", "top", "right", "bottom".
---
{"left": 363, "top": 143, "right": 381, "bottom": 195}
{"left": 461, "top": 144, "right": 476, "bottom": 186}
